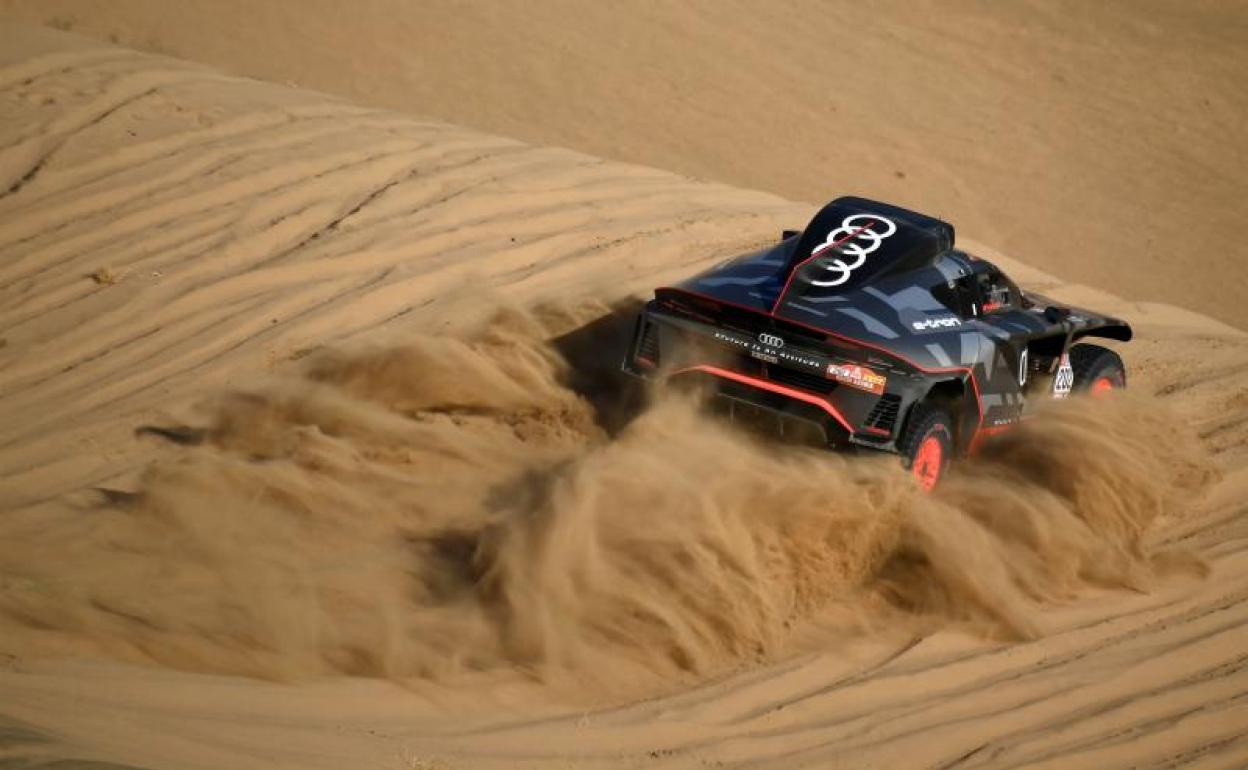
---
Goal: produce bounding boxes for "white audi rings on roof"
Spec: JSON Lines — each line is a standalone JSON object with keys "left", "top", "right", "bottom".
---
{"left": 809, "top": 214, "right": 898, "bottom": 287}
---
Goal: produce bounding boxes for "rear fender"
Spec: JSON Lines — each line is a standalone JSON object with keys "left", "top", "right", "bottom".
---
{"left": 911, "top": 377, "right": 972, "bottom": 453}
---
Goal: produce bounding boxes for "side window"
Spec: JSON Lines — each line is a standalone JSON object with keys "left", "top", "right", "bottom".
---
{"left": 976, "top": 270, "right": 1019, "bottom": 314}
{"left": 932, "top": 277, "right": 979, "bottom": 318}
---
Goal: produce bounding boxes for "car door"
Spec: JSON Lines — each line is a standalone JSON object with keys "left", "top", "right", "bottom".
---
{"left": 969, "top": 266, "right": 1033, "bottom": 428}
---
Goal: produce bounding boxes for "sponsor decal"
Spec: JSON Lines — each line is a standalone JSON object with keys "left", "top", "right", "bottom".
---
{"left": 809, "top": 214, "right": 898, "bottom": 288}
{"left": 911, "top": 316, "right": 963, "bottom": 332}
{"left": 1052, "top": 353, "right": 1074, "bottom": 398}
{"left": 826, "top": 363, "right": 887, "bottom": 395}
{"left": 1018, "top": 348, "right": 1029, "bottom": 387}
{"left": 757, "top": 333, "right": 785, "bottom": 348}
{"left": 712, "top": 331, "right": 821, "bottom": 369}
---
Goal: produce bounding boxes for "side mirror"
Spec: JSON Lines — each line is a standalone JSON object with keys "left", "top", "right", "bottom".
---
{"left": 1044, "top": 306, "right": 1071, "bottom": 323}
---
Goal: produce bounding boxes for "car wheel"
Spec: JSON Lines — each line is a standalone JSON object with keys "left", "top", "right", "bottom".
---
{"left": 900, "top": 403, "right": 954, "bottom": 491}
{"left": 1068, "top": 343, "right": 1126, "bottom": 395}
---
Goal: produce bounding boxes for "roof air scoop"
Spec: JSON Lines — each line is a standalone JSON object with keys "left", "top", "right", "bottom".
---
{"left": 803, "top": 214, "right": 899, "bottom": 288}
{"left": 781, "top": 196, "right": 955, "bottom": 302}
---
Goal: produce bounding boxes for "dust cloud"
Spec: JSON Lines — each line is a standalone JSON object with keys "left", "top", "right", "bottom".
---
{"left": 0, "top": 303, "right": 1213, "bottom": 690}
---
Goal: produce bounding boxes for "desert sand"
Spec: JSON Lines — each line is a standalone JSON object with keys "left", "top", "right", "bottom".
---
{"left": 0, "top": 0, "right": 1244, "bottom": 330}
{"left": 1, "top": 20, "right": 1246, "bottom": 770}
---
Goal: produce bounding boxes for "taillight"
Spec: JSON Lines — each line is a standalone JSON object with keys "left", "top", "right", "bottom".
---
{"left": 635, "top": 321, "right": 660, "bottom": 368}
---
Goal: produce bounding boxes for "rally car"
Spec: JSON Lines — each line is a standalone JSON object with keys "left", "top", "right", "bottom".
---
{"left": 622, "top": 196, "right": 1130, "bottom": 489}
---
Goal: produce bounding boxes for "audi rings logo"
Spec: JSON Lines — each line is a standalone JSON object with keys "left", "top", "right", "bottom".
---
{"left": 758, "top": 333, "right": 785, "bottom": 348}
{"left": 809, "top": 214, "right": 898, "bottom": 287}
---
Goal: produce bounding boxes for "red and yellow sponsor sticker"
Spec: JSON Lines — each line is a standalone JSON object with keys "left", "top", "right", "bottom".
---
{"left": 826, "top": 363, "right": 887, "bottom": 395}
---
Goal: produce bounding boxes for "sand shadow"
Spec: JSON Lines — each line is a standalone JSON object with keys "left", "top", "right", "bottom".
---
{"left": 548, "top": 299, "right": 649, "bottom": 436}
{"left": 0, "top": 713, "right": 149, "bottom": 770}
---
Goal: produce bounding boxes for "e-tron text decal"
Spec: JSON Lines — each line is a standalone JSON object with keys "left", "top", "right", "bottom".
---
{"left": 911, "top": 316, "right": 962, "bottom": 332}
{"left": 809, "top": 214, "right": 898, "bottom": 288}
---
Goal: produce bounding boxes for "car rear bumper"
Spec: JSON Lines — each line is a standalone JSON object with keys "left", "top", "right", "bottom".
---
{"left": 622, "top": 303, "right": 918, "bottom": 452}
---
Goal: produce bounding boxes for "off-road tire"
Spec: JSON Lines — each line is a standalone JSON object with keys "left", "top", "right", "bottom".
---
{"left": 899, "top": 403, "right": 954, "bottom": 490}
{"left": 1068, "top": 343, "right": 1126, "bottom": 393}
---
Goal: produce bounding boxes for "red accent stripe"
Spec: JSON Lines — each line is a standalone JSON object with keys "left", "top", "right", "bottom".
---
{"left": 657, "top": 286, "right": 987, "bottom": 445}
{"left": 968, "top": 423, "right": 1014, "bottom": 454}
{"left": 770, "top": 221, "right": 877, "bottom": 315}
{"left": 674, "top": 364, "right": 855, "bottom": 434}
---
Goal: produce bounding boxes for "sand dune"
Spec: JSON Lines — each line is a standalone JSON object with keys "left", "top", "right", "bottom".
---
{"left": 1, "top": 0, "right": 1244, "bottom": 330}
{"left": 1, "top": 27, "right": 1247, "bottom": 770}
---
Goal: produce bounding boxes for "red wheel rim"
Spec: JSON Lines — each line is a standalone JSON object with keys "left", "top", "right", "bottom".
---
{"left": 912, "top": 434, "right": 944, "bottom": 491}
{"left": 1091, "top": 376, "right": 1115, "bottom": 395}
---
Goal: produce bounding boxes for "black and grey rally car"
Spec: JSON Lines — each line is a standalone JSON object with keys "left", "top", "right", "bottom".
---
{"left": 622, "top": 196, "right": 1131, "bottom": 489}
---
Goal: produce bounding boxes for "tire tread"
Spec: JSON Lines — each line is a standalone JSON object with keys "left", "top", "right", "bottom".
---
{"left": 1068, "top": 343, "right": 1126, "bottom": 390}
{"left": 899, "top": 403, "right": 953, "bottom": 471}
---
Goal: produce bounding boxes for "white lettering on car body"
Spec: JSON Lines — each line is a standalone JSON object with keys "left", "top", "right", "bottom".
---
{"left": 911, "top": 317, "right": 962, "bottom": 331}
